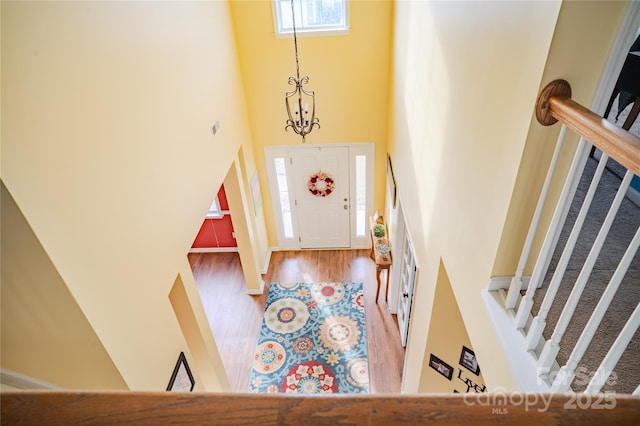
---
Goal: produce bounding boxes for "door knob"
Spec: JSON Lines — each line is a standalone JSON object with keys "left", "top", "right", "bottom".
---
{"left": 344, "top": 205, "right": 349, "bottom": 210}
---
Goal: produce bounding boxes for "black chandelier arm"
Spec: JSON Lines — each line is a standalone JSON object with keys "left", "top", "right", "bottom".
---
{"left": 300, "top": 87, "right": 315, "bottom": 97}
{"left": 284, "top": 89, "right": 315, "bottom": 103}
{"left": 287, "top": 75, "right": 310, "bottom": 88}
{"left": 285, "top": 88, "right": 298, "bottom": 98}
{"left": 285, "top": 118, "right": 320, "bottom": 133}
{"left": 284, "top": 114, "right": 313, "bottom": 130}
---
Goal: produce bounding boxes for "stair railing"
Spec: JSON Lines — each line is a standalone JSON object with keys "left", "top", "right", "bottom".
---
{"left": 503, "top": 79, "right": 640, "bottom": 394}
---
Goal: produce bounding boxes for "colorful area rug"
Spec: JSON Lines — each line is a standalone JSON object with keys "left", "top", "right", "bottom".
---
{"left": 248, "top": 282, "right": 369, "bottom": 394}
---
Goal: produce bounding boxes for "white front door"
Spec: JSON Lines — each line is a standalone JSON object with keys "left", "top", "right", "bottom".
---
{"left": 290, "top": 146, "right": 350, "bottom": 248}
{"left": 265, "top": 143, "right": 374, "bottom": 250}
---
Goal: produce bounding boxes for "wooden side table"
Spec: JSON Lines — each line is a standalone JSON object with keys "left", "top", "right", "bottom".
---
{"left": 370, "top": 216, "right": 392, "bottom": 303}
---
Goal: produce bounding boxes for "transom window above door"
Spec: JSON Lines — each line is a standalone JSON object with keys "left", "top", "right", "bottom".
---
{"left": 272, "top": 0, "right": 350, "bottom": 37}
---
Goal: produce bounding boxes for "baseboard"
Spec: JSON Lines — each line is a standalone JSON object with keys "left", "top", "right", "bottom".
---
{"left": 247, "top": 279, "right": 265, "bottom": 295}
{"left": 188, "top": 247, "right": 239, "bottom": 253}
{"left": 488, "top": 277, "right": 511, "bottom": 291}
{"left": 260, "top": 247, "right": 277, "bottom": 274}
{"left": 481, "top": 290, "right": 550, "bottom": 393}
{"left": 488, "top": 276, "right": 531, "bottom": 291}
{"left": 1, "top": 369, "right": 59, "bottom": 390}
{"left": 190, "top": 247, "right": 274, "bottom": 273}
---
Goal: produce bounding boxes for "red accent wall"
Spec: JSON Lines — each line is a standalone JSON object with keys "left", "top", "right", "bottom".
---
{"left": 217, "top": 184, "right": 229, "bottom": 210}
{"left": 191, "top": 185, "right": 237, "bottom": 249}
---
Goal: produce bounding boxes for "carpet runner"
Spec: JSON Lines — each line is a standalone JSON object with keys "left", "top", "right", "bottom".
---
{"left": 248, "top": 282, "right": 369, "bottom": 394}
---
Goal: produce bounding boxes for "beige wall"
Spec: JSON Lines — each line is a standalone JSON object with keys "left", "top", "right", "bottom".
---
{"left": 420, "top": 260, "right": 485, "bottom": 393}
{"left": 229, "top": 0, "right": 393, "bottom": 247}
{"left": 389, "top": 0, "right": 562, "bottom": 392}
{"left": 3, "top": 0, "right": 629, "bottom": 393}
{"left": 391, "top": 0, "right": 630, "bottom": 393}
{"left": 1, "top": 1, "right": 253, "bottom": 390}
{"left": 1, "top": 183, "right": 127, "bottom": 389}
{"left": 494, "top": 1, "right": 629, "bottom": 276}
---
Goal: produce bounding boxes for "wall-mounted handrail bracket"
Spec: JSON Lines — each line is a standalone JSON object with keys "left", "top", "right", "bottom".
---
{"left": 535, "top": 79, "right": 640, "bottom": 176}
{"left": 535, "top": 79, "right": 572, "bottom": 126}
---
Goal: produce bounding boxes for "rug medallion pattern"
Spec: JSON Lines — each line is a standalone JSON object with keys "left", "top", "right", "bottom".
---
{"left": 248, "top": 282, "right": 369, "bottom": 394}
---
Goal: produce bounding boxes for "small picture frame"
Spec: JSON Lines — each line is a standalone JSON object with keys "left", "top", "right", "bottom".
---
{"left": 387, "top": 154, "right": 397, "bottom": 209}
{"left": 459, "top": 345, "right": 480, "bottom": 376}
{"left": 429, "top": 354, "right": 453, "bottom": 380}
{"left": 167, "top": 352, "right": 195, "bottom": 392}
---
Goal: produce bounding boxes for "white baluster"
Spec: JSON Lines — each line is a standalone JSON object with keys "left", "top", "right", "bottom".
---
{"left": 515, "top": 139, "right": 590, "bottom": 331}
{"left": 551, "top": 224, "right": 640, "bottom": 392}
{"left": 525, "top": 152, "right": 608, "bottom": 351}
{"left": 538, "top": 170, "right": 634, "bottom": 374}
{"left": 506, "top": 126, "right": 567, "bottom": 310}
{"left": 585, "top": 303, "right": 640, "bottom": 394}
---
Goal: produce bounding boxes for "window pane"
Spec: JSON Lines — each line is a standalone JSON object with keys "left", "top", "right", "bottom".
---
{"left": 274, "top": 158, "right": 294, "bottom": 239}
{"left": 279, "top": 0, "right": 293, "bottom": 29}
{"left": 207, "top": 197, "right": 222, "bottom": 218}
{"left": 355, "top": 154, "right": 366, "bottom": 237}
{"left": 276, "top": 0, "right": 347, "bottom": 33}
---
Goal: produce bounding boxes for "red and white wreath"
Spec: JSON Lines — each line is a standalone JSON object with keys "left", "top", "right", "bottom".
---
{"left": 308, "top": 171, "right": 335, "bottom": 197}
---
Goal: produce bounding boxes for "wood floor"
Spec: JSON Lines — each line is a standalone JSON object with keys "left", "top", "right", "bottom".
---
{"left": 188, "top": 249, "right": 406, "bottom": 394}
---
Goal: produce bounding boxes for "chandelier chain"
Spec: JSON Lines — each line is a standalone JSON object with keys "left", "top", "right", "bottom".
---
{"left": 284, "top": 0, "right": 320, "bottom": 142}
{"left": 291, "top": 0, "right": 301, "bottom": 81}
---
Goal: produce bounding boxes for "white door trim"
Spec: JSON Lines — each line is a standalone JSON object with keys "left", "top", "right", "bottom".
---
{"left": 349, "top": 143, "right": 375, "bottom": 248}
{"left": 265, "top": 143, "right": 374, "bottom": 250}
{"left": 591, "top": 2, "right": 640, "bottom": 115}
{"left": 393, "top": 198, "right": 418, "bottom": 347}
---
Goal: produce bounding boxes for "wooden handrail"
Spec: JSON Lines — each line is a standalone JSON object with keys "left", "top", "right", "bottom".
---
{"left": 536, "top": 79, "right": 640, "bottom": 176}
{"left": 2, "top": 391, "right": 640, "bottom": 425}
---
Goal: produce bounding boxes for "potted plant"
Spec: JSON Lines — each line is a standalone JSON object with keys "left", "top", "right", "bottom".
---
{"left": 372, "top": 223, "right": 386, "bottom": 238}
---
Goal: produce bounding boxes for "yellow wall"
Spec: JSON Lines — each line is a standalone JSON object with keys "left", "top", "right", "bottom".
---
{"left": 1, "top": 183, "right": 127, "bottom": 389}
{"left": 2, "top": 0, "right": 629, "bottom": 393}
{"left": 229, "top": 0, "right": 393, "bottom": 246}
{"left": 389, "top": 0, "right": 562, "bottom": 392}
{"left": 421, "top": 260, "right": 485, "bottom": 393}
{"left": 494, "top": 1, "right": 628, "bottom": 276}
{"left": 391, "top": 0, "right": 630, "bottom": 393}
{"left": 1, "top": 1, "right": 252, "bottom": 390}
{"left": 169, "top": 271, "right": 230, "bottom": 391}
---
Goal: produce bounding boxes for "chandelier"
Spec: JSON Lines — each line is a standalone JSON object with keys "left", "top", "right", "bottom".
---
{"left": 285, "top": 0, "right": 320, "bottom": 143}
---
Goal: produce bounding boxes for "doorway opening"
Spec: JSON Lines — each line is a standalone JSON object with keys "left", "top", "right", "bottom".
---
{"left": 265, "top": 143, "right": 374, "bottom": 250}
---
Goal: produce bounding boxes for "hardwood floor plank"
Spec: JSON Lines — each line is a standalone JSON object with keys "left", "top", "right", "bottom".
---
{"left": 188, "top": 249, "right": 405, "bottom": 393}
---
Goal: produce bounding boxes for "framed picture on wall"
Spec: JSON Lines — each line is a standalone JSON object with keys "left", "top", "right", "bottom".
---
{"left": 459, "top": 345, "right": 480, "bottom": 376}
{"left": 167, "top": 352, "right": 195, "bottom": 392}
{"left": 429, "top": 354, "right": 453, "bottom": 380}
{"left": 387, "top": 154, "right": 397, "bottom": 209}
